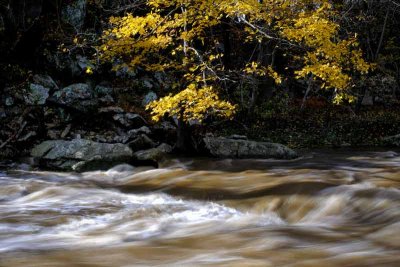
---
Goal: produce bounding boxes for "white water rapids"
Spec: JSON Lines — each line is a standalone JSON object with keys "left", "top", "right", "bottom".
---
{"left": 0, "top": 150, "right": 399, "bottom": 266}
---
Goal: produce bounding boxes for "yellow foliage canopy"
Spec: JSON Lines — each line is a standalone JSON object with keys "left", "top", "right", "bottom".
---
{"left": 98, "top": 0, "right": 373, "bottom": 121}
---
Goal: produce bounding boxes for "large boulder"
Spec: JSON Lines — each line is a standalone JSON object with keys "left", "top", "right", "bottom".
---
{"left": 51, "top": 83, "right": 97, "bottom": 112}
{"left": 33, "top": 74, "right": 58, "bottom": 91}
{"left": 24, "top": 83, "right": 49, "bottom": 105}
{"left": 133, "top": 143, "right": 173, "bottom": 166}
{"left": 31, "top": 139, "right": 133, "bottom": 171}
{"left": 203, "top": 137, "right": 298, "bottom": 159}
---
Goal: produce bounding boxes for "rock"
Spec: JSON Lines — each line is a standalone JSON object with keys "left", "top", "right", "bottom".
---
{"left": 61, "top": 0, "right": 87, "bottom": 30}
{"left": 95, "top": 85, "right": 113, "bottom": 96}
{"left": 48, "top": 53, "right": 90, "bottom": 77}
{"left": 54, "top": 83, "right": 92, "bottom": 101}
{"left": 31, "top": 139, "right": 133, "bottom": 171}
{"left": 61, "top": 124, "right": 72, "bottom": 138}
{"left": 129, "top": 134, "right": 157, "bottom": 151}
{"left": 52, "top": 83, "right": 97, "bottom": 112}
{"left": 113, "top": 126, "right": 152, "bottom": 144}
{"left": 98, "top": 106, "right": 125, "bottom": 114}
{"left": 18, "top": 131, "right": 37, "bottom": 142}
{"left": 382, "top": 134, "right": 400, "bottom": 147}
{"left": 99, "top": 94, "right": 115, "bottom": 105}
{"left": 33, "top": 74, "right": 58, "bottom": 91}
{"left": 47, "top": 129, "right": 61, "bottom": 139}
{"left": 133, "top": 143, "right": 172, "bottom": 165}
{"left": 128, "top": 126, "right": 152, "bottom": 137}
{"left": 113, "top": 132, "right": 130, "bottom": 144}
{"left": 5, "top": 97, "right": 14, "bottom": 106}
{"left": 94, "top": 85, "right": 114, "bottom": 104}
{"left": 142, "top": 79, "right": 154, "bottom": 89}
{"left": 203, "top": 137, "right": 298, "bottom": 159}
{"left": 154, "top": 121, "right": 177, "bottom": 132}
{"left": 24, "top": 83, "right": 49, "bottom": 105}
{"left": 142, "top": 91, "right": 157, "bottom": 107}
{"left": 113, "top": 113, "right": 147, "bottom": 128}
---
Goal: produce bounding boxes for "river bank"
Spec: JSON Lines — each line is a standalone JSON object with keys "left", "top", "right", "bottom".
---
{"left": 1, "top": 74, "right": 400, "bottom": 163}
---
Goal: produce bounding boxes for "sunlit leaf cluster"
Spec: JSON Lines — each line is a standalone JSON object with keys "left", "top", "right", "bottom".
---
{"left": 146, "top": 83, "right": 236, "bottom": 122}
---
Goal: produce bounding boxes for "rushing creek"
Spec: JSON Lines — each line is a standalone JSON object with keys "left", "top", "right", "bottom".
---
{"left": 0, "top": 149, "right": 400, "bottom": 266}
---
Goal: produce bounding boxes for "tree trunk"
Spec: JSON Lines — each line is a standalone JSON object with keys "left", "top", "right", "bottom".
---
{"left": 176, "top": 111, "right": 191, "bottom": 153}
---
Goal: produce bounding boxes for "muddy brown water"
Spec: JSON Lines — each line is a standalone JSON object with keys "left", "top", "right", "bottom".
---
{"left": 1, "top": 149, "right": 400, "bottom": 266}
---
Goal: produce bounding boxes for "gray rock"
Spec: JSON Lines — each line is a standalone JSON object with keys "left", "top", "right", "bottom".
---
{"left": 129, "top": 134, "right": 157, "bottom": 151}
{"left": 54, "top": 83, "right": 92, "bottom": 101}
{"left": 203, "top": 137, "right": 298, "bottom": 159}
{"left": 47, "top": 130, "right": 61, "bottom": 140}
{"left": 18, "top": 131, "right": 37, "bottom": 142}
{"left": 113, "top": 133, "right": 130, "bottom": 144}
{"left": 133, "top": 143, "right": 172, "bottom": 163}
{"left": 153, "top": 121, "right": 177, "bottom": 132}
{"left": 95, "top": 85, "right": 114, "bottom": 104}
{"left": 382, "top": 134, "right": 400, "bottom": 147}
{"left": 99, "top": 94, "right": 115, "bottom": 104}
{"left": 128, "top": 126, "right": 152, "bottom": 137}
{"left": 142, "top": 79, "right": 153, "bottom": 89}
{"left": 24, "top": 83, "right": 49, "bottom": 105}
{"left": 5, "top": 97, "right": 14, "bottom": 106}
{"left": 95, "top": 85, "right": 113, "bottom": 96}
{"left": 33, "top": 74, "right": 58, "bottom": 91}
{"left": 31, "top": 139, "right": 133, "bottom": 171}
{"left": 98, "top": 106, "right": 125, "bottom": 114}
{"left": 142, "top": 91, "right": 157, "bottom": 107}
{"left": 61, "top": 0, "right": 87, "bottom": 30}
{"left": 52, "top": 83, "right": 97, "bottom": 112}
{"left": 113, "top": 113, "right": 147, "bottom": 128}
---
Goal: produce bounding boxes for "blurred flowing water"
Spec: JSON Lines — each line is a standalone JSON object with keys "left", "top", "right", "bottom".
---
{"left": 1, "top": 149, "right": 400, "bottom": 266}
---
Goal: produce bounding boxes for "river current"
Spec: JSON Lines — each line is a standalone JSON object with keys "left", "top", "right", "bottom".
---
{"left": 0, "top": 149, "right": 399, "bottom": 266}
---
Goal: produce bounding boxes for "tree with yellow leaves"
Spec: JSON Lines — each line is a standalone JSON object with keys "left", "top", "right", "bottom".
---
{"left": 97, "top": 0, "right": 373, "bottom": 147}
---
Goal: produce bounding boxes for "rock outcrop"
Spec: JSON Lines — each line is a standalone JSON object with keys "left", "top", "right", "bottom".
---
{"left": 203, "top": 137, "right": 298, "bottom": 159}
{"left": 51, "top": 83, "right": 98, "bottom": 112}
{"left": 133, "top": 143, "right": 173, "bottom": 166}
{"left": 31, "top": 139, "right": 133, "bottom": 171}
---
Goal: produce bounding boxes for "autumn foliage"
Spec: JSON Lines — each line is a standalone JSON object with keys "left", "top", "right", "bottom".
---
{"left": 98, "top": 0, "right": 373, "bottom": 122}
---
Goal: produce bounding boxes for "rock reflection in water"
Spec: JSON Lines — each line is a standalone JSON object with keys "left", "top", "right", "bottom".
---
{"left": 0, "top": 149, "right": 400, "bottom": 266}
